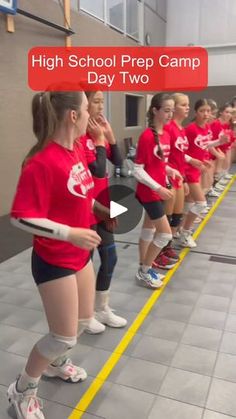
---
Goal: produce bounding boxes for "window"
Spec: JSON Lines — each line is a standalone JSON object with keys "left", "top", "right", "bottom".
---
{"left": 106, "top": 0, "right": 124, "bottom": 32}
{"left": 79, "top": 0, "right": 142, "bottom": 42}
{"left": 80, "top": 0, "right": 104, "bottom": 20}
{"left": 126, "top": 0, "right": 139, "bottom": 39}
{"left": 126, "top": 94, "right": 142, "bottom": 127}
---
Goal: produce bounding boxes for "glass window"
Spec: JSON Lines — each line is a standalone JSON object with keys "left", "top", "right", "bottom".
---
{"left": 126, "top": 0, "right": 139, "bottom": 39}
{"left": 80, "top": 0, "right": 104, "bottom": 20}
{"left": 106, "top": 0, "right": 124, "bottom": 31}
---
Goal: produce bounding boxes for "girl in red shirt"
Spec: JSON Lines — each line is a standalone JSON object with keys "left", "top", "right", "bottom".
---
{"left": 134, "top": 93, "right": 182, "bottom": 289}
{"left": 8, "top": 91, "right": 102, "bottom": 419}
{"left": 210, "top": 103, "right": 234, "bottom": 186}
{"left": 180, "top": 99, "right": 217, "bottom": 247}
{"left": 80, "top": 90, "right": 127, "bottom": 333}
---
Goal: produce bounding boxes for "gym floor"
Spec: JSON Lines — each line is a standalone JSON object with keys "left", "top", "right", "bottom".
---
{"left": 0, "top": 176, "right": 236, "bottom": 419}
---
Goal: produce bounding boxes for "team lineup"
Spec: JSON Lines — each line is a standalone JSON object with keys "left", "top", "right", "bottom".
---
{"left": 7, "top": 89, "right": 236, "bottom": 419}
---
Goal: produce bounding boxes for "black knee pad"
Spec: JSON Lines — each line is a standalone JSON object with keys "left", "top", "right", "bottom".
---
{"left": 96, "top": 244, "right": 117, "bottom": 291}
{"left": 170, "top": 213, "right": 183, "bottom": 227}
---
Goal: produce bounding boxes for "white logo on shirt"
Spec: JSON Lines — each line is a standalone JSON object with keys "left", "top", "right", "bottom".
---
{"left": 67, "top": 162, "right": 94, "bottom": 198}
{"left": 175, "top": 136, "right": 189, "bottom": 152}
{"left": 86, "top": 139, "right": 95, "bottom": 151}
{"left": 194, "top": 131, "right": 212, "bottom": 149}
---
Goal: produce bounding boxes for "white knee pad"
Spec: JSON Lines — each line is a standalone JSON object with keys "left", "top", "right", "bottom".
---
{"left": 36, "top": 333, "right": 77, "bottom": 361}
{"left": 77, "top": 318, "right": 92, "bottom": 338}
{"left": 184, "top": 202, "right": 194, "bottom": 214}
{"left": 153, "top": 232, "right": 172, "bottom": 249}
{"left": 190, "top": 201, "right": 207, "bottom": 216}
{"left": 140, "top": 228, "right": 155, "bottom": 242}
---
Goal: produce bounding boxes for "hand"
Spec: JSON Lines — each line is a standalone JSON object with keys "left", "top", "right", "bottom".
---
{"left": 167, "top": 166, "right": 183, "bottom": 181}
{"left": 203, "top": 160, "right": 213, "bottom": 169}
{"left": 158, "top": 187, "right": 174, "bottom": 200}
{"left": 189, "top": 158, "right": 203, "bottom": 169}
{"left": 97, "top": 115, "right": 116, "bottom": 144}
{"left": 105, "top": 217, "right": 118, "bottom": 232}
{"left": 219, "top": 133, "right": 230, "bottom": 145}
{"left": 68, "top": 228, "right": 101, "bottom": 250}
{"left": 87, "top": 118, "right": 105, "bottom": 146}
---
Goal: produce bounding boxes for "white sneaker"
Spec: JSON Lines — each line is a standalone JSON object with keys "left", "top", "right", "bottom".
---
{"left": 43, "top": 358, "right": 87, "bottom": 383}
{"left": 214, "top": 183, "right": 225, "bottom": 191}
{"left": 84, "top": 317, "right": 106, "bottom": 334}
{"left": 95, "top": 307, "right": 127, "bottom": 328}
{"left": 201, "top": 206, "right": 210, "bottom": 215}
{"left": 207, "top": 188, "right": 220, "bottom": 198}
{"left": 135, "top": 268, "right": 164, "bottom": 289}
{"left": 7, "top": 381, "right": 44, "bottom": 419}
{"left": 224, "top": 173, "right": 233, "bottom": 179}
{"left": 218, "top": 178, "right": 229, "bottom": 185}
{"left": 179, "top": 230, "right": 197, "bottom": 248}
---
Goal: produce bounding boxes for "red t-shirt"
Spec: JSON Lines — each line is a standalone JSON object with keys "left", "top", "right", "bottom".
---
{"left": 164, "top": 120, "right": 189, "bottom": 174}
{"left": 210, "top": 120, "right": 233, "bottom": 153}
{"left": 80, "top": 134, "right": 111, "bottom": 225}
{"left": 135, "top": 128, "right": 169, "bottom": 202}
{"left": 11, "top": 141, "right": 94, "bottom": 271}
{"left": 184, "top": 122, "right": 212, "bottom": 183}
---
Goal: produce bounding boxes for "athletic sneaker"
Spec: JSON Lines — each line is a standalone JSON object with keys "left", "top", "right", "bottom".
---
{"left": 43, "top": 358, "right": 87, "bottom": 383}
{"left": 7, "top": 381, "right": 44, "bottom": 419}
{"left": 193, "top": 217, "right": 202, "bottom": 224}
{"left": 214, "top": 183, "right": 225, "bottom": 191}
{"left": 207, "top": 188, "right": 220, "bottom": 198}
{"left": 201, "top": 206, "right": 210, "bottom": 215}
{"left": 135, "top": 268, "right": 164, "bottom": 289}
{"left": 179, "top": 230, "right": 197, "bottom": 248}
{"left": 95, "top": 307, "right": 127, "bottom": 328}
{"left": 152, "top": 253, "right": 176, "bottom": 270}
{"left": 162, "top": 243, "right": 180, "bottom": 261}
{"left": 84, "top": 317, "right": 106, "bottom": 334}
{"left": 224, "top": 173, "right": 233, "bottom": 179}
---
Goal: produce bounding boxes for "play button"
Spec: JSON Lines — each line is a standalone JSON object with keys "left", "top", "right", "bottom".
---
{"left": 96, "top": 182, "right": 143, "bottom": 234}
{"left": 110, "top": 201, "right": 128, "bottom": 218}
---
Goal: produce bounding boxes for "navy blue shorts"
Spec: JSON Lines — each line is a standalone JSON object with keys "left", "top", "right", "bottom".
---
{"left": 31, "top": 250, "right": 77, "bottom": 285}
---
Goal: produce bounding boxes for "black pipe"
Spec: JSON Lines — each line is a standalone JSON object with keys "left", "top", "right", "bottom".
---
{"left": 17, "top": 8, "right": 75, "bottom": 35}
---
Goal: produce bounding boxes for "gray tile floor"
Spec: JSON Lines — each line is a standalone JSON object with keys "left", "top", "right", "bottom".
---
{"left": 0, "top": 181, "right": 236, "bottom": 418}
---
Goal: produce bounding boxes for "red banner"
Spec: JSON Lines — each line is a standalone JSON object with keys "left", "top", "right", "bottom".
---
{"left": 28, "top": 46, "right": 208, "bottom": 91}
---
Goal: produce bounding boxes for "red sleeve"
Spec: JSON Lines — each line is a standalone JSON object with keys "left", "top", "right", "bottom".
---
{"left": 80, "top": 135, "right": 96, "bottom": 165}
{"left": 11, "top": 161, "right": 51, "bottom": 218}
{"left": 210, "top": 121, "right": 221, "bottom": 140}
{"left": 185, "top": 124, "right": 196, "bottom": 143}
{"left": 135, "top": 130, "right": 153, "bottom": 165}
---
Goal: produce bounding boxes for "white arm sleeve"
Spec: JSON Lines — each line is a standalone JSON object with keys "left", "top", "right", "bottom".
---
{"left": 185, "top": 154, "right": 192, "bottom": 163}
{"left": 11, "top": 218, "right": 70, "bottom": 241}
{"left": 133, "top": 164, "right": 161, "bottom": 191}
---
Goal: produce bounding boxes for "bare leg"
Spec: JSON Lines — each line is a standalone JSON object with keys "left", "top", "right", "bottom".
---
{"left": 143, "top": 215, "right": 172, "bottom": 266}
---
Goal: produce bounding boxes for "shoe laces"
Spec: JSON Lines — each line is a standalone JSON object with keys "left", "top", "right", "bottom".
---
{"left": 17, "top": 391, "right": 43, "bottom": 415}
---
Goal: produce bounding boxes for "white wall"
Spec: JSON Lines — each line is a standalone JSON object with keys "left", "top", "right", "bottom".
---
{"left": 166, "top": 0, "right": 236, "bottom": 86}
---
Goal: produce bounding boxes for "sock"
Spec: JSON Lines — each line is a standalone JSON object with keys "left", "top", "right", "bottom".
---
{"left": 16, "top": 369, "right": 40, "bottom": 393}
{"left": 141, "top": 265, "right": 151, "bottom": 273}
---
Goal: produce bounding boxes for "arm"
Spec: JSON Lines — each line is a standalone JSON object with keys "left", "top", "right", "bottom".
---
{"left": 109, "top": 144, "right": 122, "bottom": 167}
{"left": 133, "top": 163, "right": 162, "bottom": 191}
{"left": 88, "top": 146, "right": 107, "bottom": 178}
{"left": 11, "top": 217, "right": 101, "bottom": 250}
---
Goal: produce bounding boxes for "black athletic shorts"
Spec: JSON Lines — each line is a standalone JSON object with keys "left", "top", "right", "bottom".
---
{"left": 31, "top": 250, "right": 77, "bottom": 285}
{"left": 139, "top": 200, "right": 165, "bottom": 220}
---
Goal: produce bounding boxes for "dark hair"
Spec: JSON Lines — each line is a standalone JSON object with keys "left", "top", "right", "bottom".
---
{"left": 194, "top": 98, "right": 209, "bottom": 112}
{"left": 147, "top": 93, "right": 172, "bottom": 159}
{"left": 23, "top": 91, "right": 83, "bottom": 165}
{"left": 230, "top": 96, "right": 236, "bottom": 108}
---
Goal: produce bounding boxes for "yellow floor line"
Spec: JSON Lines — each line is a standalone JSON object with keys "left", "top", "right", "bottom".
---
{"left": 68, "top": 175, "right": 236, "bottom": 419}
